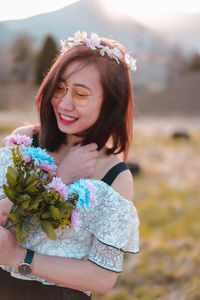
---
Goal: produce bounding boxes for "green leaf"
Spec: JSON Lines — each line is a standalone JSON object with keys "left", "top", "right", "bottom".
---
{"left": 28, "top": 198, "right": 41, "bottom": 209}
{"left": 29, "top": 216, "right": 40, "bottom": 225}
{"left": 24, "top": 184, "right": 37, "bottom": 193}
{"left": 49, "top": 206, "right": 60, "bottom": 219}
{"left": 64, "top": 203, "right": 74, "bottom": 213}
{"left": 24, "top": 174, "right": 38, "bottom": 187}
{"left": 15, "top": 207, "right": 27, "bottom": 216}
{"left": 16, "top": 223, "right": 30, "bottom": 244}
{"left": 7, "top": 213, "right": 18, "bottom": 223}
{"left": 16, "top": 194, "right": 31, "bottom": 209}
{"left": 6, "top": 166, "right": 18, "bottom": 187}
{"left": 3, "top": 184, "right": 16, "bottom": 202}
{"left": 41, "top": 220, "right": 57, "bottom": 240}
{"left": 17, "top": 194, "right": 31, "bottom": 203}
{"left": 41, "top": 212, "right": 51, "bottom": 219}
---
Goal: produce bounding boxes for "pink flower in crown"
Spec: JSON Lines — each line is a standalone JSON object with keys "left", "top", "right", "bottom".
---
{"left": 125, "top": 54, "right": 137, "bottom": 72}
{"left": 46, "top": 177, "right": 69, "bottom": 199}
{"left": 73, "top": 31, "right": 88, "bottom": 45}
{"left": 5, "top": 134, "right": 32, "bottom": 147}
{"left": 71, "top": 209, "right": 82, "bottom": 230}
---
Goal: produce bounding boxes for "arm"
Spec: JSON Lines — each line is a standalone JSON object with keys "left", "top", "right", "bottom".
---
{"left": 0, "top": 197, "right": 12, "bottom": 225}
{"left": 0, "top": 229, "right": 117, "bottom": 293}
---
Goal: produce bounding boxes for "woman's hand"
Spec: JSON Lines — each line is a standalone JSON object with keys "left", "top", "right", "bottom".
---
{"left": 56, "top": 143, "right": 99, "bottom": 184}
{"left": 0, "top": 226, "right": 25, "bottom": 268}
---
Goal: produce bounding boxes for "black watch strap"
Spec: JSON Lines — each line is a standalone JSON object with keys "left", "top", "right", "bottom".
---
{"left": 24, "top": 249, "right": 35, "bottom": 264}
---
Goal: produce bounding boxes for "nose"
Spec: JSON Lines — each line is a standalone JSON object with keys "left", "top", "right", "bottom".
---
{"left": 59, "top": 88, "right": 75, "bottom": 111}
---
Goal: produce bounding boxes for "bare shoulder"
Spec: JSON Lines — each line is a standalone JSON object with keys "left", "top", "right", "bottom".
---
{"left": 111, "top": 168, "right": 134, "bottom": 201}
{"left": 95, "top": 152, "right": 134, "bottom": 201}
{"left": 11, "top": 125, "right": 35, "bottom": 137}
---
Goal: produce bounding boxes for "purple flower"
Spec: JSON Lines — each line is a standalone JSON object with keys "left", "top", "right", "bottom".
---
{"left": 46, "top": 177, "right": 69, "bottom": 199}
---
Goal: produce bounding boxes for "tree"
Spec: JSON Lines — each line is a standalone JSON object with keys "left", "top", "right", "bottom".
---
{"left": 10, "top": 33, "right": 36, "bottom": 81}
{"left": 188, "top": 52, "right": 200, "bottom": 72}
{"left": 35, "top": 35, "right": 58, "bottom": 85}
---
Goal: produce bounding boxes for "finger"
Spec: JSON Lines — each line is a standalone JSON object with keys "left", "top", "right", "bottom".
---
{"left": 89, "top": 150, "right": 99, "bottom": 159}
{"left": 82, "top": 143, "right": 98, "bottom": 152}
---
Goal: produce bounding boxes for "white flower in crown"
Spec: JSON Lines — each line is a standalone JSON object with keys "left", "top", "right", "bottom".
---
{"left": 125, "top": 54, "right": 137, "bottom": 72}
{"left": 100, "top": 46, "right": 123, "bottom": 64}
{"left": 73, "top": 30, "right": 88, "bottom": 45}
{"left": 86, "top": 32, "right": 101, "bottom": 50}
{"left": 60, "top": 31, "right": 137, "bottom": 72}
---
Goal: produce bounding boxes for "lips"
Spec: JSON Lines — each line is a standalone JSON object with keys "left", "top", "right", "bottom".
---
{"left": 59, "top": 113, "right": 78, "bottom": 125}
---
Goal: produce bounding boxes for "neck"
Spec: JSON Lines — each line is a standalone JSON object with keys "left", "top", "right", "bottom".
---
{"left": 66, "top": 134, "right": 83, "bottom": 148}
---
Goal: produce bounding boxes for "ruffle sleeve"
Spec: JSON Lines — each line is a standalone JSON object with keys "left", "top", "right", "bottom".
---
{"left": 81, "top": 180, "right": 140, "bottom": 272}
{"left": 0, "top": 147, "right": 12, "bottom": 200}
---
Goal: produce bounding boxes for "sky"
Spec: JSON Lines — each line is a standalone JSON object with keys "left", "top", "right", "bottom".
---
{"left": 1, "top": 0, "right": 200, "bottom": 22}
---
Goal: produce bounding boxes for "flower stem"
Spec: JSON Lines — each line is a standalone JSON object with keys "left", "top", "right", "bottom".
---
{"left": 5, "top": 222, "right": 18, "bottom": 229}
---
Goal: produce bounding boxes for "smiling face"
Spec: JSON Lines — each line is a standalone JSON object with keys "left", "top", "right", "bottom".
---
{"left": 51, "top": 61, "right": 104, "bottom": 137}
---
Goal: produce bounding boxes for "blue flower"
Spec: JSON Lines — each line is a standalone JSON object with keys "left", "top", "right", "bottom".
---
{"left": 69, "top": 179, "right": 91, "bottom": 210}
{"left": 23, "top": 146, "right": 54, "bottom": 165}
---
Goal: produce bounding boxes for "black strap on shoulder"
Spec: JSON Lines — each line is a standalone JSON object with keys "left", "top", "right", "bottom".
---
{"left": 101, "top": 162, "right": 128, "bottom": 186}
{"left": 32, "top": 132, "right": 39, "bottom": 147}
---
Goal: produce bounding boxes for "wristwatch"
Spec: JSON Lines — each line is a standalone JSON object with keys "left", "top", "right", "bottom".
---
{"left": 17, "top": 249, "right": 35, "bottom": 275}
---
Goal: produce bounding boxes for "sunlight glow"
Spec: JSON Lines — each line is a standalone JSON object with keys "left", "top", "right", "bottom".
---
{"left": 1, "top": 0, "right": 200, "bottom": 22}
{"left": 0, "top": 0, "right": 78, "bottom": 21}
{"left": 103, "top": 0, "right": 200, "bottom": 20}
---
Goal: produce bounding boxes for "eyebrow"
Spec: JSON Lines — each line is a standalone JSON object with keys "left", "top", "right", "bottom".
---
{"left": 59, "top": 78, "right": 91, "bottom": 91}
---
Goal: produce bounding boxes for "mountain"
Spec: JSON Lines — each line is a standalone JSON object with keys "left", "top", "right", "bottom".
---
{"left": 0, "top": 0, "right": 146, "bottom": 50}
{"left": 0, "top": 0, "right": 169, "bottom": 87}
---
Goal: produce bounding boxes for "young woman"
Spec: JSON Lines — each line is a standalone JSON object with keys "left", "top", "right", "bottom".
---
{"left": 0, "top": 31, "right": 139, "bottom": 299}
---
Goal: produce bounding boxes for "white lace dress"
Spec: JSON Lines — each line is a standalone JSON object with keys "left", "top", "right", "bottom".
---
{"left": 0, "top": 147, "right": 140, "bottom": 295}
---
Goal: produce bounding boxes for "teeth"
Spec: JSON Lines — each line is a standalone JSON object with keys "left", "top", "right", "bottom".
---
{"left": 60, "top": 114, "right": 77, "bottom": 121}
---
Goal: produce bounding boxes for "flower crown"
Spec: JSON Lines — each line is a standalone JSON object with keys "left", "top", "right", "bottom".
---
{"left": 60, "top": 31, "right": 137, "bottom": 72}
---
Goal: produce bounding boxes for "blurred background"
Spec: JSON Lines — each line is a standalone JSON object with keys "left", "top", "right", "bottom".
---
{"left": 0, "top": 0, "right": 200, "bottom": 299}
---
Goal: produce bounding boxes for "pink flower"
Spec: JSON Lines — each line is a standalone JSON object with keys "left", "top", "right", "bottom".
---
{"left": 22, "top": 153, "right": 32, "bottom": 163}
{"left": 71, "top": 209, "right": 82, "bottom": 230}
{"left": 36, "top": 163, "right": 57, "bottom": 174}
{"left": 85, "top": 180, "right": 95, "bottom": 205}
{"left": 46, "top": 177, "right": 69, "bottom": 199}
{"left": 5, "top": 134, "right": 32, "bottom": 147}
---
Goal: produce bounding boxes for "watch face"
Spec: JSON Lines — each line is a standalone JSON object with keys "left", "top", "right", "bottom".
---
{"left": 18, "top": 263, "right": 32, "bottom": 275}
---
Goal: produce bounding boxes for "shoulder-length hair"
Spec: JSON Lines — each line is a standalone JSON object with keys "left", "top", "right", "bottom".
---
{"left": 36, "top": 38, "right": 134, "bottom": 160}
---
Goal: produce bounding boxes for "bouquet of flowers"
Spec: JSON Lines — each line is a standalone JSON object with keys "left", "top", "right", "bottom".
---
{"left": 2, "top": 134, "right": 95, "bottom": 244}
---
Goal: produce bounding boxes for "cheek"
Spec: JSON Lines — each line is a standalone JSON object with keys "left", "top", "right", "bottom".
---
{"left": 51, "top": 98, "right": 59, "bottom": 110}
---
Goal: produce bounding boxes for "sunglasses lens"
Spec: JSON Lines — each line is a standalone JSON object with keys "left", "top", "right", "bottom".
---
{"left": 72, "top": 87, "right": 90, "bottom": 106}
{"left": 54, "top": 82, "right": 66, "bottom": 98}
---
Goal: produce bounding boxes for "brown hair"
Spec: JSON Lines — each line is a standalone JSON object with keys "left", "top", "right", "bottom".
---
{"left": 36, "top": 38, "right": 134, "bottom": 160}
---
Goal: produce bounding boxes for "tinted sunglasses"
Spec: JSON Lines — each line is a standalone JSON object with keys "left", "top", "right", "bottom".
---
{"left": 54, "top": 81, "right": 102, "bottom": 106}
